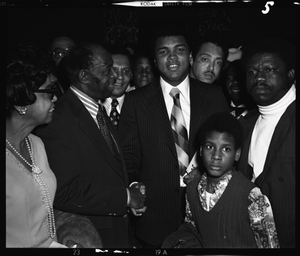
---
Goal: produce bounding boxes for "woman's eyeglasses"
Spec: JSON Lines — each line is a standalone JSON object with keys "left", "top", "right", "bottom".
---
{"left": 34, "top": 85, "right": 57, "bottom": 100}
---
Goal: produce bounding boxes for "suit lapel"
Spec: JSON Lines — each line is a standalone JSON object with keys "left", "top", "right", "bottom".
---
{"left": 261, "top": 101, "right": 295, "bottom": 178}
{"left": 144, "top": 82, "right": 177, "bottom": 158}
{"left": 189, "top": 81, "right": 210, "bottom": 157}
{"left": 103, "top": 109, "right": 129, "bottom": 184}
{"left": 66, "top": 91, "right": 125, "bottom": 180}
{"left": 237, "top": 109, "right": 260, "bottom": 179}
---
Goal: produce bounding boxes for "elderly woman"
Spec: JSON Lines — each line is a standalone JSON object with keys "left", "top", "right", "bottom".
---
{"left": 6, "top": 43, "right": 66, "bottom": 248}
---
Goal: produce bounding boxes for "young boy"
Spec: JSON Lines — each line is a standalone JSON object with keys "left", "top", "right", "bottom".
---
{"left": 162, "top": 112, "right": 279, "bottom": 248}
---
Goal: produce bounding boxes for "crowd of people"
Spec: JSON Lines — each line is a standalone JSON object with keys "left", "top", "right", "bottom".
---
{"left": 6, "top": 23, "right": 295, "bottom": 249}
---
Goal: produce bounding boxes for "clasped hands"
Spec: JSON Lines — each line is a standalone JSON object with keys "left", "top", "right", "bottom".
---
{"left": 183, "top": 166, "right": 201, "bottom": 185}
{"left": 127, "top": 182, "right": 147, "bottom": 217}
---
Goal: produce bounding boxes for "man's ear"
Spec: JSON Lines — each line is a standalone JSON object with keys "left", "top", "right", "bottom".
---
{"left": 189, "top": 52, "right": 193, "bottom": 66}
{"left": 288, "top": 69, "right": 295, "bottom": 82}
{"left": 199, "top": 146, "right": 203, "bottom": 156}
{"left": 234, "top": 148, "right": 241, "bottom": 161}
{"left": 78, "top": 70, "right": 89, "bottom": 84}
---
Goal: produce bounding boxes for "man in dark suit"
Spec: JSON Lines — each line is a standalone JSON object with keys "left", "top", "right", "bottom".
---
{"left": 237, "top": 38, "right": 295, "bottom": 247}
{"left": 36, "top": 42, "right": 146, "bottom": 248}
{"left": 118, "top": 26, "right": 229, "bottom": 248}
{"left": 102, "top": 46, "right": 132, "bottom": 130}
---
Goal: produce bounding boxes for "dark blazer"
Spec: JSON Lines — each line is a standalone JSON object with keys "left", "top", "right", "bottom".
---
{"left": 118, "top": 77, "right": 229, "bottom": 246}
{"left": 35, "top": 89, "right": 131, "bottom": 248}
{"left": 237, "top": 101, "right": 295, "bottom": 248}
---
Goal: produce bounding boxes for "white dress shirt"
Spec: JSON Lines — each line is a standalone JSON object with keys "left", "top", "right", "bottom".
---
{"left": 102, "top": 95, "right": 125, "bottom": 117}
{"left": 160, "top": 75, "right": 191, "bottom": 137}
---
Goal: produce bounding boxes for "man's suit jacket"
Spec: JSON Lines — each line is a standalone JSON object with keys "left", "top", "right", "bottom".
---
{"left": 36, "top": 89, "right": 130, "bottom": 248}
{"left": 118, "top": 77, "right": 229, "bottom": 246}
{"left": 237, "top": 101, "right": 295, "bottom": 248}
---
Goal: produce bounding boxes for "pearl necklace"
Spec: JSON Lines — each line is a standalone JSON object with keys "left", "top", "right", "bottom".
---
{"left": 6, "top": 136, "right": 56, "bottom": 239}
{"left": 6, "top": 137, "right": 42, "bottom": 174}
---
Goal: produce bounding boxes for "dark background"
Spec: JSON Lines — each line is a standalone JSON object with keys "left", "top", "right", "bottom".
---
{"left": 6, "top": 1, "right": 297, "bottom": 52}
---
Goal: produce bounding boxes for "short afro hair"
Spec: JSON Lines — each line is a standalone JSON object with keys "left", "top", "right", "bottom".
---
{"left": 241, "top": 37, "right": 296, "bottom": 72}
{"left": 62, "top": 42, "right": 95, "bottom": 84}
{"left": 150, "top": 24, "right": 191, "bottom": 59}
{"left": 191, "top": 34, "right": 229, "bottom": 62}
{"left": 198, "top": 112, "right": 244, "bottom": 150}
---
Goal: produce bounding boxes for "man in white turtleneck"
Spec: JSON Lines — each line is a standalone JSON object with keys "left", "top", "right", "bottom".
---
{"left": 237, "top": 37, "right": 295, "bottom": 248}
{"left": 248, "top": 83, "right": 295, "bottom": 181}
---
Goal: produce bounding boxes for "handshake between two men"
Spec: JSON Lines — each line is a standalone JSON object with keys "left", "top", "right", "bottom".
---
{"left": 127, "top": 182, "right": 147, "bottom": 217}
{"left": 126, "top": 167, "right": 201, "bottom": 217}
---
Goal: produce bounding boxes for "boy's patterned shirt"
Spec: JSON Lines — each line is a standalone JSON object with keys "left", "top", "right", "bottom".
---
{"left": 184, "top": 170, "right": 280, "bottom": 248}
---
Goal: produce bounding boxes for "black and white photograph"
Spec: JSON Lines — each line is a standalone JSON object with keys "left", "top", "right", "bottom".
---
{"left": 5, "top": 0, "right": 296, "bottom": 255}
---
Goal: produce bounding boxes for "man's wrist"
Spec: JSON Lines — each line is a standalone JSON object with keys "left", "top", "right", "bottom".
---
{"left": 129, "top": 181, "right": 138, "bottom": 187}
{"left": 126, "top": 188, "right": 131, "bottom": 206}
{"left": 127, "top": 181, "right": 139, "bottom": 206}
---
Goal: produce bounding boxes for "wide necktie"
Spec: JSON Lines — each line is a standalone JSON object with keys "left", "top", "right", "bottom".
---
{"left": 170, "top": 87, "right": 189, "bottom": 176}
{"left": 96, "top": 104, "right": 121, "bottom": 165}
{"left": 110, "top": 99, "right": 120, "bottom": 130}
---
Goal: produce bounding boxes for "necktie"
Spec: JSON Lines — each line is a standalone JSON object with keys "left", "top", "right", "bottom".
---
{"left": 96, "top": 104, "right": 121, "bottom": 164}
{"left": 110, "top": 99, "right": 120, "bottom": 129}
{"left": 170, "top": 87, "right": 189, "bottom": 176}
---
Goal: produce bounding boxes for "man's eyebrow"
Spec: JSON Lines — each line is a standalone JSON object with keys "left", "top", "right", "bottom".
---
{"left": 156, "top": 45, "right": 168, "bottom": 50}
{"left": 91, "top": 62, "right": 112, "bottom": 70}
{"left": 92, "top": 63, "right": 106, "bottom": 68}
{"left": 175, "top": 43, "right": 188, "bottom": 47}
{"left": 198, "top": 53, "right": 212, "bottom": 57}
{"left": 157, "top": 43, "right": 187, "bottom": 50}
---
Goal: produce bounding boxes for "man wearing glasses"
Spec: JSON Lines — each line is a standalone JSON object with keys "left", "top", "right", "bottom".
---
{"left": 50, "top": 36, "right": 76, "bottom": 97}
{"left": 50, "top": 36, "right": 75, "bottom": 67}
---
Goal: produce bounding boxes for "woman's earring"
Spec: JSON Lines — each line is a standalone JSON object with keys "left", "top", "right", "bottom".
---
{"left": 17, "top": 107, "right": 27, "bottom": 115}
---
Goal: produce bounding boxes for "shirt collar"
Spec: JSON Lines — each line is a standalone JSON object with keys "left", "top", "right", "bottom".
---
{"left": 230, "top": 101, "right": 246, "bottom": 108}
{"left": 199, "top": 169, "right": 233, "bottom": 194}
{"left": 115, "top": 94, "right": 125, "bottom": 106}
{"left": 102, "top": 94, "right": 126, "bottom": 109}
{"left": 160, "top": 75, "right": 190, "bottom": 102}
{"left": 198, "top": 170, "right": 234, "bottom": 211}
{"left": 70, "top": 85, "right": 100, "bottom": 107}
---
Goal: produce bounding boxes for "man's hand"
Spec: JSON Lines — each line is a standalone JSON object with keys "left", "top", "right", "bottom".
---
{"left": 183, "top": 167, "right": 201, "bottom": 185}
{"left": 127, "top": 182, "right": 146, "bottom": 209}
{"left": 130, "top": 206, "right": 147, "bottom": 217}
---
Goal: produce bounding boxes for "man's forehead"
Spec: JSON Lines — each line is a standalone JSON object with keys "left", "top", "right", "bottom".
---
{"left": 112, "top": 54, "right": 130, "bottom": 65}
{"left": 249, "top": 52, "right": 284, "bottom": 65}
{"left": 51, "top": 37, "right": 74, "bottom": 49}
{"left": 156, "top": 35, "right": 188, "bottom": 47}
{"left": 198, "top": 42, "right": 224, "bottom": 56}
